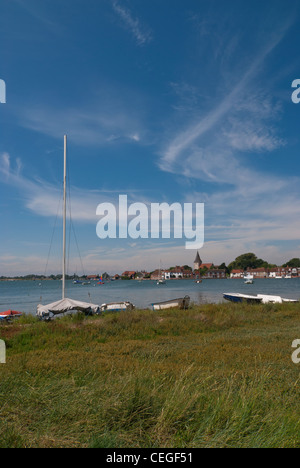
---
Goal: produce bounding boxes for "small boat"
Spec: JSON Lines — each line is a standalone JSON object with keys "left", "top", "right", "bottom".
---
{"left": 0, "top": 310, "right": 23, "bottom": 321}
{"left": 195, "top": 280, "right": 202, "bottom": 284}
{"left": 100, "top": 301, "right": 135, "bottom": 313}
{"left": 244, "top": 274, "right": 254, "bottom": 284}
{"left": 37, "top": 299, "right": 101, "bottom": 319}
{"left": 156, "top": 260, "right": 166, "bottom": 285}
{"left": 151, "top": 295, "right": 190, "bottom": 311}
{"left": 223, "top": 293, "right": 298, "bottom": 304}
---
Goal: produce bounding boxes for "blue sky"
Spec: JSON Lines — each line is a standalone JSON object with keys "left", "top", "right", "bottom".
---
{"left": 1, "top": 0, "right": 300, "bottom": 275}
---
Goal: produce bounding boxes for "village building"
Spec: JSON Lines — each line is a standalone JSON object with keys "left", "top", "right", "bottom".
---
{"left": 246, "top": 267, "right": 268, "bottom": 278}
{"left": 150, "top": 269, "right": 166, "bottom": 280}
{"left": 204, "top": 269, "right": 226, "bottom": 279}
{"left": 121, "top": 271, "right": 136, "bottom": 279}
{"left": 230, "top": 269, "right": 244, "bottom": 278}
{"left": 193, "top": 252, "right": 213, "bottom": 270}
{"left": 87, "top": 275, "right": 99, "bottom": 280}
{"left": 268, "top": 267, "right": 293, "bottom": 278}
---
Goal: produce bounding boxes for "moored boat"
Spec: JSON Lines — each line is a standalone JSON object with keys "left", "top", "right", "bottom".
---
{"left": 151, "top": 295, "right": 190, "bottom": 311}
{"left": 244, "top": 274, "right": 254, "bottom": 284}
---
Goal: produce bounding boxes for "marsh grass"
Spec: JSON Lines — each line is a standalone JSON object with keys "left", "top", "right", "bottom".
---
{"left": 0, "top": 302, "right": 299, "bottom": 447}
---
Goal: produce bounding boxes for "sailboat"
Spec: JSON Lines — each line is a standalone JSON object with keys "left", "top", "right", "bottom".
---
{"left": 37, "top": 136, "right": 100, "bottom": 320}
{"left": 157, "top": 260, "right": 166, "bottom": 285}
{"left": 244, "top": 273, "right": 254, "bottom": 284}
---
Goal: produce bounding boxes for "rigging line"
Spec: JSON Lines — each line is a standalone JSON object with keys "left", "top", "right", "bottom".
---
{"left": 44, "top": 186, "right": 63, "bottom": 277}
{"left": 66, "top": 150, "right": 73, "bottom": 278}
{"left": 41, "top": 183, "right": 63, "bottom": 301}
{"left": 66, "top": 151, "right": 92, "bottom": 298}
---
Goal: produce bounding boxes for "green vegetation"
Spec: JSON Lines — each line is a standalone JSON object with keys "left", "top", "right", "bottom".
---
{"left": 228, "top": 253, "right": 276, "bottom": 272}
{"left": 0, "top": 303, "right": 300, "bottom": 448}
{"left": 283, "top": 258, "right": 300, "bottom": 268}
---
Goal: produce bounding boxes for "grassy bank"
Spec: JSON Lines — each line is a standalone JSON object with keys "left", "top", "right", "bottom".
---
{"left": 0, "top": 302, "right": 299, "bottom": 448}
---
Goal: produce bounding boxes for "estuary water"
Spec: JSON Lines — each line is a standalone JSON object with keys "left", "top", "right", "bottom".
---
{"left": 0, "top": 278, "right": 300, "bottom": 314}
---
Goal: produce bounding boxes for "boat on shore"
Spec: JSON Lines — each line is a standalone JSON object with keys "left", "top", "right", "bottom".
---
{"left": 37, "top": 136, "right": 100, "bottom": 321}
{"left": 223, "top": 292, "right": 298, "bottom": 304}
{"left": 37, "top": 298, "right": 101, "bottom": 320}
{"left": 151, "top": 295, "right": 190, "bottom": 311}
{"left": 100, "top": 302, "right": 135, "bottom": 313}
{"left": 0, "top": 310, "right": 23, "bottom": 322}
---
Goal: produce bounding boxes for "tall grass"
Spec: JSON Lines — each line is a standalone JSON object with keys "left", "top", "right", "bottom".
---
{"left": 0, "top": 302, "right": 299, "bottom": 447}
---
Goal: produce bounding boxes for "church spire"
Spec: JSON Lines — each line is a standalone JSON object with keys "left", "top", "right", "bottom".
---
{"left": 194, "top": 251, "right": 202, "bottom": 270}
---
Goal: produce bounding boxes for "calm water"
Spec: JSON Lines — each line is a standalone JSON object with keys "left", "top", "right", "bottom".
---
{"left": 0, "top": 278, "right": 300, "bottom": 314}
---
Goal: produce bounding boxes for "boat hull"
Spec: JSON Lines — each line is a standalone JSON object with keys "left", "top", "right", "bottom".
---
{"left": 151, "top": 296, "right": 190, "bottom": 311}
{"left": 100, "top": 302, "right": 135, "bottom": 313}
{"left": 223, "top": 293, "right": 261, "bottom": 303}
{"left": 224, "top": 293, "right": 298, "bottom": 304}
{"left": 0, "top": 310, "right": 23, "bottom": 321}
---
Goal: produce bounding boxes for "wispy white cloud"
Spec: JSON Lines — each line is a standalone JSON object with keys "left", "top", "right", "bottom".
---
{"left": 11, "top": 0, "right": 62, "bottom": 34}
{"left": 12, "top": 95, "right": 145, "bottom": 147}
{"left": 154, "top": 15, "right": 299, "bottom": 266}
{"left": 111, "top": 0, "right": 152, "bottom": 46}
{"left": 159, "top": 18, "right": 292, "bottom": 174}
{"left": 0, "top": 153, "right": 156, "bottom": 224}
{"left": 0, "top": 153, "right": 127, "bottom": 222}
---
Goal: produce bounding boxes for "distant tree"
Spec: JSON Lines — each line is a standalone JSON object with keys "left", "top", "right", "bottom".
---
{"left": 219, "top": 262, "right": 230, "bottom": 275}
{"left": 200, "top": 266, "right": 208, "bottom": 276}
{"left": 282, "top": 258, "right": 300, "bottom": 268}
{"left": 228, "top": 253, "right": 273, "bottom": 271}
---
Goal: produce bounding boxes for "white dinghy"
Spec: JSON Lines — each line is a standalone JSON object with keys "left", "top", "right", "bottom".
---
{"left": 223, "top": 293, "right": 298, "bottom": 304}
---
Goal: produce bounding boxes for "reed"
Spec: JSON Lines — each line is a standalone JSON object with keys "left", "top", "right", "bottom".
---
{"left": 0, "top": 302, "right": 299, "bottom": 448}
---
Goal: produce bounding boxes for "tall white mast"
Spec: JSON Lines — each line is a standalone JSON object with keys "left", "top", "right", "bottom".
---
{"left": 62, "top": 135, "right": 67, "bottom": 299}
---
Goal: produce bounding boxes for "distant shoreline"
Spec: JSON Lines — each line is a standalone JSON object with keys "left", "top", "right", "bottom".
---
{"left": 1, "top": 276, "right": 300, "bottom": 282}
